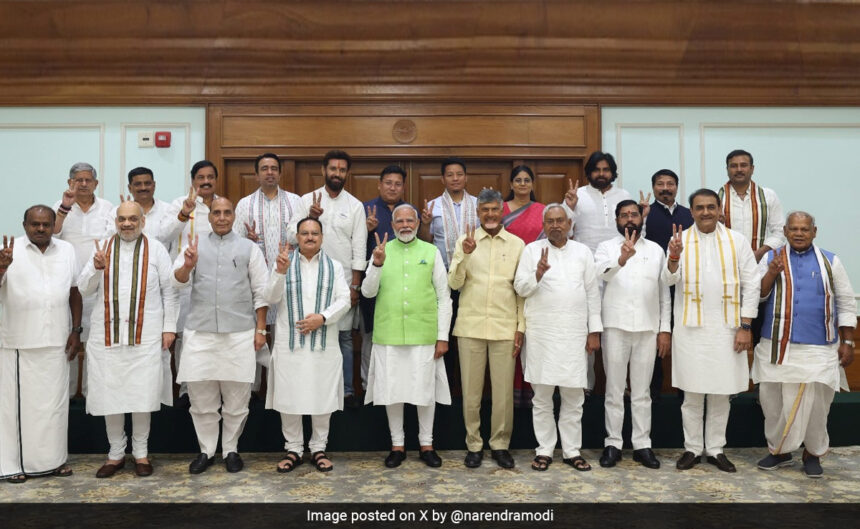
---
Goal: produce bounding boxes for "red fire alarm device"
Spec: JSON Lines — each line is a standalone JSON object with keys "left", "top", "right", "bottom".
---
{"left": 155, "top": 131, "right": 171, "bottom": 148}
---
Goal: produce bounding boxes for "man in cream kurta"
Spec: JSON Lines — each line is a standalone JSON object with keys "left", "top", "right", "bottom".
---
{"left": 363, "top": 205, "right": 453, "bottom": 469}
{"left": 264, "top": 217, "right": 350, "bottom": 473}
{"left": 594, "top": 200, "right": 670, "bottom": 470}
{"left": 752, "top": 212, "right": 856, "bottom": 478}
{"left": 514, "top": 204, "right": 602, "bottom": 472}
{"left": 78, "top": 201, "right": 178, "bottom": 478}
{"left": 53, "top": 162, "right": 115, "bottom": 397}
{"left": 662, "top": 189, "right": 760, "bottom": 473}
{"left": 113, "top": 166, "right": 172, "bottom": 246}
{"left": 301, "top": 150, "right": 367, "bottom": 407}
{"left": 0, "top": 206, "right": 82, "bottom": 483}
{"left": 449, "top": 189, "right": 524, "bottom": 469}
{"left": 172, "top": 197, "right": 269, "bottom": 474}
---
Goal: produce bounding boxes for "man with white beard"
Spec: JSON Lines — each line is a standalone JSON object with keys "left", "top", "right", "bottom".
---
{"left": 362, "top": 204, "right": 452, "bottom": 468}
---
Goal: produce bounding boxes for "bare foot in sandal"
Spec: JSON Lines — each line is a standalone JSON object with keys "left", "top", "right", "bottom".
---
{"left": 277, "top": 451, "right": 303, "bottom": 473}
{"left": 563, "top": 456, "right": 591, "bottom": 471}
{"left": 532, "top": 455, "right": 552, "bottom": 471}
{"left": 311, "top": 451, "right": 333, "bottom": 472}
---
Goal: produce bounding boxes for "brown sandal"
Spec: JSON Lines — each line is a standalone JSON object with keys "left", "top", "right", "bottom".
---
{"left": 277, "top": 451, "right": 303, "bottom": 473}
{"left": 532, "top": 455, "right": 552, "bottom": 471}
{"left": 563, "top": 456, "right": 592, "bottom": 471}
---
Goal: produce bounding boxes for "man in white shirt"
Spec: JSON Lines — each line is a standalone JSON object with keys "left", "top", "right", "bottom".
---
{"left": 172, "top": 197, "right": 269, "bottom": 474}
{"left": 594, "top": 200, "right": 671, "bottom": 470}
{"left": 418, "top": 157, "right": 478, "bottom": 270}
{"left": 0, "top": 206, "right": 82, "bottom": 483}
{"left": 514, "top": 204, "right": 602, "bottom": 472}
{"left": 78, "top": 201, "right": 179, "bottom": 479}
{"left": 662, "top": 189, "right": 760, "bottom": 473}
{"left": 718, "top": 149, "right": 785, "bottom": 262}
{"left": 114, "top": 167, "right": 171, "bottom": 245}
{"left": 301, "top": 150, "right": 367, "bottom": 408}
{"left": 53, "top": 162, "right": 115, "bottom": 398}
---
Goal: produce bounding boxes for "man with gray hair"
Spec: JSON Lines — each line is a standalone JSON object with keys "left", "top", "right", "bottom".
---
{"left": 752, "top": 211, "right": 856, "bottom": 478}
{"left": 448, "top": 188, "right": 525, "bottom": 469}
{"left": 53, "top": 162, "right": 115, "bottom": 398}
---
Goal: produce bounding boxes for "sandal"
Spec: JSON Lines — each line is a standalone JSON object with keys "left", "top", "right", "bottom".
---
{"left": 563, "top": 456, "right": 592, "bottom": 472}
{"left": 277, "top": 451, "right": 303, "bottom": 473}
{"left": 6, "top": 474, "right": 26, "bottom": 484}
{"left": 532, "top": 455, "right": 552, "bottom": 471}
{"left": 311, "top": 451, "right": 334, "bottom": 473}
{"left": 52, "top": 464, "right": 73, "bottom": 477}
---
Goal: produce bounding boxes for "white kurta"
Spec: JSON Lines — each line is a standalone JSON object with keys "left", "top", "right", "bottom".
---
{"left": 723, "top": 183, "right": 785, "bottom": 250}
{"left": 301, "top": 187, "right": 367, "bottom": 331}
{"left": 662, "top": 228, "right": 760, "bottom": 394}
{"left": 361, "top": 247, "right": 453, "bottom": 406}
{"left": 54, "top": 196, "right": 115, "bottom": 341}
{"left": 77, "top": 237, "right": 179, "bottom": 415}
{"left": 514, "top": 239, "right": 603, "bottom": 389}
{"left": 561, "top": 186, "right": 632, "bottom": 253}
{"left": 263, "top": 253, "right": 351, "bottom": 415}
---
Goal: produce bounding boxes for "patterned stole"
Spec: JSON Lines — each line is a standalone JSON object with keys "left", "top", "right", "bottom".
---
{"left": 718, "top": 182, "right": 768, "bottom": 250}
{"left": 102, "top": 235, "right": 150, "bottom": 347}
{"left": 440, "top": 189, "right": 477, "bottom": 263}
{"left": 769, "top": 246, "right": 836, "bottom": 364}
{"left": 249, "top": 188, "right": 293, "bottom": 265}
{"left": 285, "top": 249, "right": 335, "bottom": 351}
{"left": 681, "top": 224, "right": 740, "bottom": 328}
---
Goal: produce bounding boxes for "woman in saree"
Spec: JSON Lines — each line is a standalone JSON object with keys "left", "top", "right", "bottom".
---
{"left": 502, "top": 165, "right": 545, "bottom": 408}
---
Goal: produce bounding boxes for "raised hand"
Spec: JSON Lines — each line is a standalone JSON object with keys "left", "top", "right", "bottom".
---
{"left": 243, "top": 220, "right": 259, "bottom": 243}
{"left": 61, "top": 181, "right": 77, "bottom": 208}
{"left": 366, "top": 205, "right": 379, "bottom": 232}
{"left": 119, "top": 194, "right": 132, "bottom": 203}
{"left": 638, "top": 190, "right": 651, "bottom": 219}
{"left": 421, "top": 199, "right": 434, "bottom": 225}
{"left": 93, "top": 239, "right": 108, "bottom": 270}
{"left": 767, "top": 246, "right": 786, "bottom": 276}
{"left": 183, "top": 233, "right": 199, "bottom": 268}
{"left": 618, "top": 228, "right": 637, "bottom": 266}
{"left": 0, "top": 236, "right": 14, "bottom": 269}
{"left": 668, "top": 223, "right": 684, "bottom": 258}
{"left": 181, "top": 185, "right": 198, "bottom": 216}
{"left": 535, "top": 246, "right": 551, "bottom": 282}
{"left": 275, "top": 243, "right": 291, "bottom": 274}
{"left": 372, "top": 232, "right": 389, "bottom": 267}
{"left": 309, "top": 192, "right": 324, "bottom": 219}
{"left": 564, "top": 178, "right": 579, "bottom": 210}
{"left": 462, "top": 224, "right": 477, "bottom": 254}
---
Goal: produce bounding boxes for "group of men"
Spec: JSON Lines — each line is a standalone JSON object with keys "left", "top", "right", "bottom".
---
{"left": 0, "top": 148, "right": 854, "bottom": 484}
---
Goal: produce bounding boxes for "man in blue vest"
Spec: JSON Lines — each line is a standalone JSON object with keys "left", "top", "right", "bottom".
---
{"left": 752, "top": 211, "right": 856, "bottom": 478}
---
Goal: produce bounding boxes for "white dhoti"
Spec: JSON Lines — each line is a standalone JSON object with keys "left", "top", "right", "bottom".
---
{"left": 265, "top": 341, "right": 343, "bottom": 416}
{"left": 0, "top": 347, "right": 69, "bottom": 478}
{"left": 86, "top": 340, "right": 172, "bottom": 415}
{"left": 365, "top": 344, "right": 451, "bottom": 406}
{"left": 753, "top": 339, "right": 845, "bottom": 457}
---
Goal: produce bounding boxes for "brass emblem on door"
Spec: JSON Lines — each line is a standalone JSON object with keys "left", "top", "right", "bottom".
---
{"left": 392, "top": 119, "right": 417, "bottom": 144}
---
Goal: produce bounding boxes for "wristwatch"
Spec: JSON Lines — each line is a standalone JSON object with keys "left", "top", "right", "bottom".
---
{"left": 740, "top": 323, "right": 752, "bottom": 331}
{"left": 256, "top": 329, "right": 268, "bottom": 336}
{"left": 350, "top": 284, "right": 361, "bottom": 292}
{"left": 842, "top": 339, "right": 855, "bottom": 347}
{"left": 72, "top": 326, "right": 83, "bottom": 334}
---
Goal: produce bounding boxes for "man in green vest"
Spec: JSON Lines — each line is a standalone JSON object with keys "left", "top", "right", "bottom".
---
{"left": 361, "top": 204, "right": 453, "bottom": 468}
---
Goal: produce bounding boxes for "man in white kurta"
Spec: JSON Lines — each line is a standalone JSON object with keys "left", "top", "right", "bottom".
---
{"left": 594, "top": 199, "right": 670, "bottom": 470}
{"left": 363, "top": 205, "right": 453, "bottom": 468}
{"left": 514, "top": 204, "right": 602, "bottom": 472}
{"left": 751, "top": 212, "right": 856, "bottom": 478}
{"left": 78, "top": 202, "right": 178, "bottom": 478}
{"left": 53, "top": 162, "right": 114, "bottom": 397}
{"left": 662, "top": 189, "right": 760, "bottom": 473}
{"left": 264, "top": 217, "right": 350, "bottom": 473}
{"left": 113, "top": 167, "right": 172, "bottom": 245}
{"left": 301, "top": 150, "right": 367, "bottom": 406}
{"left": 0, "top": 206, "right": 82, "bottom": 483}
{"left": 172, "top": 197, "right": 269, "bottom": 474}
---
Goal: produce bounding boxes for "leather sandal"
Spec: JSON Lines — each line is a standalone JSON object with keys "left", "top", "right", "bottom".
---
{"left": 277, "top": 451, "right": 303, "bottom": 473}
{"left": 532, "top": 455, "right": 552, "bottom": 471}
{"left": 311, "top": 451, "right": 333, "bottom": 472}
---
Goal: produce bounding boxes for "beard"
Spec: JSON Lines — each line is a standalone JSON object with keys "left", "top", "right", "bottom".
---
{"left": 396, "top": 229, "right": 415, "bottom": 243}
{"left": 616, "top": 222, "right": 641, "bottom": 237}
{"left": 325, "top": 176, "right": 345, "bottom": 192}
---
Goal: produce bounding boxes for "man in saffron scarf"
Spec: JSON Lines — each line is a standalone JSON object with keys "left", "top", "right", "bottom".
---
{"left": 662, "top": 189, "right": 759, "bottom": 473}
{"left": 78, "top": 201, "right": 178, "bottom": 478}
{"left": 752, "top": 212, "right": 856, "bottom": 478}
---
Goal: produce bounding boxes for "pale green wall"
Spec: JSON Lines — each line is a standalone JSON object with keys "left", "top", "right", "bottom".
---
{"left": 0, "top": 107, "right": 205, "bottom": 235}
{"left": 603, "top": 107, "right": 860, "bottom": 309}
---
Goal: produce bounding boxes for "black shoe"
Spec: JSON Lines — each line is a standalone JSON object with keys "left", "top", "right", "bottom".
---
{"left": 188, "top": 453, "right": 214, "bottom": 474}
{"left": 419, "top": 449, "right": 443, "bottom": 468}
{"left": 225, "top": 452, "right": 244, "bottom": 473}
{"left": 490, "top": 449, "right": 515, "bottom": 469}
{"left": 464, "top": 450, "right": 483, "bottom": 468}
{"left": 632, "top": 448, "right": 661, "bottom": 469}
{"left": 802, "top": 452, "right": 823, "bottom": 478}
{"left": 676, "top": 451, "right": 701, "bottom": 470}
{"left": 344, "top": 394, "right": 361, "bottom": 409}
{"left": 384, "top": 450, "right": 406, "bottom": 468}
{"left": 599, "top": 446, "right": 622, "bottom": 468}
{"left": 706, "top": 453, "right": 736, "bottom": 473}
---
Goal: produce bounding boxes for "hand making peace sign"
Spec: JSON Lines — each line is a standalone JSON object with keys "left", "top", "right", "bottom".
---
{"left": 638, "top": 190, "right": 651, "bottom": 219}
{"left": 618, "top": 227, "right": 637, "bottom": 266}
{"left": 421, "top": 199, "right": 434, "bottom": 225}
{"left": 275, "top": 243, "right": 291, "bottom": 274}
{"left": 0, "top": 236, "right": 14, "bottom": 269}
{"left": 181, "top": 185, "right": 198, "bottom": 216}
{"left": 119, "top": 194, "right": 133, "bottom": 203}
{"left": 462, "top": 224, "right": 477, "bottom": 254}
{"left": 309, "top": 192, "right": 324, "bottom": 219}
{"left": 243, "top": 220, "right": 259, "bottom": 243}
{"left": 366, "top": 204, "right": 379, "bottom": 232}
{"left": 93, "top": 239, "right": 108, "bottom": 270}
{"left": 61, "top": 181, "right": 77, "bottom": 209}
{"left": 668, "top": 223, "right": 684, "bottom": 258}
{"left": 183, "top": 233, "right": 199, "bottom": 268}
{"left": 535, "top": 246, "right": 551, "bottom": 282}
{"left": 372, "top": 232, "right": 389, "bottom": 267}
{"left": 768, "top": 246, "right": 786, "bottom": 277}
{"left": 564, "top": 178, "right": 579, "bottom": 210}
